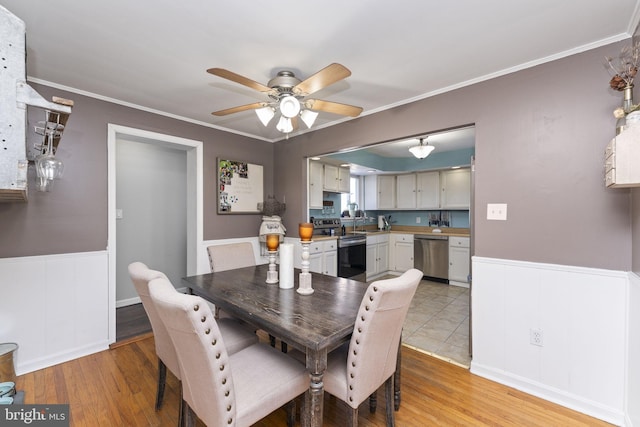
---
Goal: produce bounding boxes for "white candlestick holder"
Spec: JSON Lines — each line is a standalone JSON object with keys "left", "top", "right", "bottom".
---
{"left": 297, "top": 240, "right": 314, "bottom": 295}
{"left": 266, "top": 250, "right": 279, "bottom": 284}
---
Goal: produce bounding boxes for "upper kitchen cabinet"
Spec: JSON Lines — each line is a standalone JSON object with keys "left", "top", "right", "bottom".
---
{"left": 364, "top": 174, "right": 395, "bottom": 210}
{"left": 365, "top": 168, "right": 469, "bottom": 210}
{"left": 395, "top": 170, "right": 442, "bottom": 209}
{"left": 323, "top": 164, "right": 350, "bottom": 193}
{"left": 309, "top": 161, "right": 324, "bottom": 208}
{"left": 396, "top": 174, "right": 417, "bottom": 209}
{"left": 416, "top": 171, "right": 440, "bottom": 209}
{"left": 440, "top": 168, "right": 470, "bottom": 209}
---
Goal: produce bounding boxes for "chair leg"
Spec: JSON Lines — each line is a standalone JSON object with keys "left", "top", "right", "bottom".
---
{"left": 269, "top": 334, "right": 276, "bottom": 347}
{"left": 177, "top": 382, "right": 183, "bottom": 427}
{"left": 347, "top": 404, "right": 359, "bottom": 427}
{"left": 184, "top": 401, "right": 195, "bottom": 427}
{"left": 281, "top": 341, "right": 288, "bottom": 353}
{"left": 156, "top": 358, "right": 167, "bottom": 410}
{"left": 385, "top": 376, "right": 395, "bottom": 427}
{"left": 394, "top": 338, "right": 402, "bottom": 411}
{"left": 369, "top": 391, "right": 377, "bottom": 413}
{"left": 285, "top": 399, "right": 296, "bottom": 427}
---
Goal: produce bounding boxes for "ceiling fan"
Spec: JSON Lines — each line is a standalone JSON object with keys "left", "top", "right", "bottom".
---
{"left": 207, "top": 63, "right": 363, "bottom": 135}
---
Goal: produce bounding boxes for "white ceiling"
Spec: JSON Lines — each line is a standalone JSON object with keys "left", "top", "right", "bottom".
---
{"left": 3, "top": 1, "right": 639, "bottom": 144}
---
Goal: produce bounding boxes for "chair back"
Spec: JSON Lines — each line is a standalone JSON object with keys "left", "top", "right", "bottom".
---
{"left": 149, "top": 277, "right": 237, "bottom": 426}
{"left": 207, "top": 242, "right": 255, "bottom": 272}
{"left": 127, "top": 262, "right": 180, "bottom": 380}
{"left": 346, "top": 268, "right": 422, "bottom": 406}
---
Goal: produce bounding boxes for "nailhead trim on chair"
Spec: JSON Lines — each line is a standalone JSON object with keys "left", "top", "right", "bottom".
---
{"left": 347, "top": 285, "right": 379, "bottom": 404}
{"left": 191, "top": 300, "right": 236, "bottom": 425}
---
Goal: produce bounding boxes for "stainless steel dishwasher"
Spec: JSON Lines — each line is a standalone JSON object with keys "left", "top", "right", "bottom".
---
{"left": 414, "top": 234, "right": 449, "bottom": 281}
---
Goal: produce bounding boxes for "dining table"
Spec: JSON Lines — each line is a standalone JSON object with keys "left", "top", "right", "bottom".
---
{"left": 182, "top": 263, "right": 369, "bottom": 427}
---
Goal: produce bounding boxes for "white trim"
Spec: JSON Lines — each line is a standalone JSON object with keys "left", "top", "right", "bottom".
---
{"left": 470, "top": 256, "right": 628, "bottom": 426}
{"left": 0, "top": 250, "right": 109, "bottom": 375}
{"left": 107, "top": 124, "right": 204, "bottom": 344}
{"left": 18, "top": 341, "right": 110, "bottom": 377}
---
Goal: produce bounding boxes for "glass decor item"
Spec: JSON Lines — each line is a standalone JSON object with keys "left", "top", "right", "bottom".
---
{"left": 298, "top": 223, "right": 313, "bottom": 241}
{"left": 266, "top": 234, "right": 280, "bottom": 251}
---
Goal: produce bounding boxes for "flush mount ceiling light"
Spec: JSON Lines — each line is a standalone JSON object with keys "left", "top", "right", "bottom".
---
{"left": 409, "top": 137, "right": 435, "bottom": 159}
{"left": 208, "top": 64, "right": 363, "bottom": 136}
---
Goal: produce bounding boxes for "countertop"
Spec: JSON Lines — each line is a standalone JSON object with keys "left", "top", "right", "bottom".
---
{"left": 311, "top": 226, "right": 470, "bottom": 241}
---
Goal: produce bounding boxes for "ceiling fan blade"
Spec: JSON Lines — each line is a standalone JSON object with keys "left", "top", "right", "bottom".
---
{"left": 212, "top": 102, "right": 267, "bottom": 116}
{"left": 294, "top": 63, "right": 351, "bottom": 96}
{"left": 207, "top": 68, "right": 273, "bottom": 93}
{"left": 305, "top": 99, "right": 363, "bottom": 117}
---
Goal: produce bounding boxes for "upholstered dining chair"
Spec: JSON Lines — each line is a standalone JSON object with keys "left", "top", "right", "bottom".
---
{"left": 127, "top": 262, "right": 258, "bottom": 424}
{"left": 207, "top": 242, "right": 256, "bottom": 273}
{"left": 148, "top": 276, "right": 309, "bottom": 427}
{"left": 322, "top": 268, "right": 423, "bottom": 427}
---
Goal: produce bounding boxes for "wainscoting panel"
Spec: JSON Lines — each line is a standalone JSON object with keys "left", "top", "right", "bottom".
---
{"left": 471, "top": 256, "right": 628, "bottom": 425}
{"left": 627, "top": 272, "right": 640, "bottom": 427}
{"left": 0, "top": 251, "right": 109, "bottom": 375}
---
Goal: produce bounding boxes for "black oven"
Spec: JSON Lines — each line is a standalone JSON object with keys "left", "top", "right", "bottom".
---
{"left": 337, "top": 236, "right": 366, "bottom": 280}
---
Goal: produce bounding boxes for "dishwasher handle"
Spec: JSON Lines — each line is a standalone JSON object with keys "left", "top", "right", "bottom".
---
{"left": 414, "top": 234, "right": 449, "bottom": 241}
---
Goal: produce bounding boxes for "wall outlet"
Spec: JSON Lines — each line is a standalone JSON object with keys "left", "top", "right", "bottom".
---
{"left": 416, "top": 216, "right": 421, "bottom": 224}
{"left": 487, "top": 203, "right": 507, "bottom": 220}
{"left": 530, "top": 328, "right": 543, "bottom": 346}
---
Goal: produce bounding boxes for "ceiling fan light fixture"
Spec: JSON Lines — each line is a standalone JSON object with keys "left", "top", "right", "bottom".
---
{"left": 255, "top": 106, "right": 275, "bottom": 126}
{"left": 300, "top": 109, "right": 319, "bottom": 128}
{"left": 409, "top": 138, "right": 435, "bottom": 159}
{"left": 279, "top": 96, "right": 301, "bottom": 118}
{"left": 276, "top": 116, "right": 293, "bottom": 133}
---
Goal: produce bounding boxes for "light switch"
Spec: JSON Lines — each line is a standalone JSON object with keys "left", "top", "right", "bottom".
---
{"left": 487, "top": 203, "right": 507, "bottom": 220}
{"left": 116, "top": 209, "right": 123, "bottom": 219}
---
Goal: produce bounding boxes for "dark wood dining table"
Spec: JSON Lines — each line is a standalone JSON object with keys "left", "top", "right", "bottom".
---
{"left": 182, "top": 263, "right": 369, "bottom": 427}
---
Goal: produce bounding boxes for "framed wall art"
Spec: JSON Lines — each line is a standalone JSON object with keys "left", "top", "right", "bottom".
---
{"left": 217, "top": 158, "right": 264, "bottom": 214}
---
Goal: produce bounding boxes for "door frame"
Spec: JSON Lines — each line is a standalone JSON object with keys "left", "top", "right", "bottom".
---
{"left": 107, "top": 124, "right": 203, "bottom": 344}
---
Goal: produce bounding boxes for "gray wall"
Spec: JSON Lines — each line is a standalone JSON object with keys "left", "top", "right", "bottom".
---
{"left": 276, "top": 41, "right": 632, "bottom": 271}
{"left": 0, "top": 83, "right": 274, "bottom": 259}
{"left": 115, "top": 139, "right": 187, "bottom": 302}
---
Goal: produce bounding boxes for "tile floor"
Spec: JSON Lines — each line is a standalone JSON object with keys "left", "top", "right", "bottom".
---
{"left": 403, "top": 279, "right": 471, "bottom": 367}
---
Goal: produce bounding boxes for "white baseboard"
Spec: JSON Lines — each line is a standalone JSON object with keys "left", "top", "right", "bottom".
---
{"left": 16, "top": 340, "right": 110, "bottom": 376}
{"left": 116, "top": 296, "right": 141, "bottom": 308}
{"left": 449, "top": 280, "right": 470, "bottom": 288}
{"left": 471, "top": 361, "right": 624, "bottom": 426}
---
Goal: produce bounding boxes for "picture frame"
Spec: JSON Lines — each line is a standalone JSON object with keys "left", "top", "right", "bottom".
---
{"left": 217, "top": 158, "right": 264, "bottom": 214}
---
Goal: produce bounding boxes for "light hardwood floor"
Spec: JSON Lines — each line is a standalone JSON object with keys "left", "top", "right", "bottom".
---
{"left": 15, "top": 336, "right": 611, "bottom": 426}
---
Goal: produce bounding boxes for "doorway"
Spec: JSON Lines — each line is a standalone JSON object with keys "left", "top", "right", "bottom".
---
{"left": 307, "top": 125, "right": 474, "bottom": 366}
{"left": 107, "top": 125, "right": 203, "bottom": 344}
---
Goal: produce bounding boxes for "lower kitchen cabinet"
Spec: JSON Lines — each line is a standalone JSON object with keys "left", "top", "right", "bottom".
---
{"left": 366, "top": 234, "right": 389, "bottom": 279}
{"left": 296, "top": 239, "right": 337, "bottom": 277}
{"left": 389, "top": 233, "right": 414, "bottom": 272}
{"left": 448, "top": 236, "right": 470, "bottom": 285}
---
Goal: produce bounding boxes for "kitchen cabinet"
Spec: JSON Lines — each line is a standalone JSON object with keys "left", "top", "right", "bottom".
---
{"left": 366, "top": 234, "right": 389, "bottom": 279}
{"left": 416, "top": 171, "right": 440, "bottom": 209}
{"left": 301, "top": 240, "right": 337, "bottom": 277}
{"left": 323, "top": 164, "right": 350, "bottom": 193}
{"left": 605, "top": 128, "right": 640, "bottom": 187}
{"left": 309, "top": 161, "right": 324, "bottom": 208}
{"left": 441, "top": 168, "right": 471, "bottom": 209}
{"left": 389, "top": 233, "right": 414, "bottom": 272}
{"left": 396, "top": 174, "right": 416, "bottom": 209}
{"left": 448, "top": 236, "right": 470, "bottom": 285}
{"left": 364, "top": 175, "right": 395, "bottom": 210}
